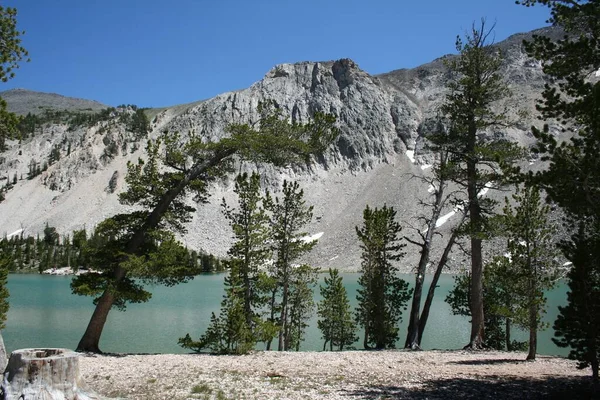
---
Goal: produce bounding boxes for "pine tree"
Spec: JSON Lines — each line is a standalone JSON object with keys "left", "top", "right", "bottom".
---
{"left": 179, "top": 172, "right": 271, "bottom": 354}
{"left": 554, "top": 222, "right": 600, "bottom": 381}
{"left": 502, "top": 184, "right": 559, "bottom": 360}
{"left": 287, "top": 264, "right": 318, "bottom": 351}
{"left": 429, "top": 21, "right": 523, "bottom": 348}
{"left": 317, "top": 268, "right": 357, "bottom": 351}
{"left": 264, "top": 180, "right": 317, "bottom": 351}
{"left": 518, "top": 0, "right": 600, "bottom": 381}
{"left": 74, "top": 102, "right": 337, "bottom": 353}
{"left": 221, "top": 173, "right": 271, "bottom": 330}
{"left": 446, "top": 269, "right": 508, "bottom": 350}
{"left": 355, "top": 205, "right": 412, "bottom": 349}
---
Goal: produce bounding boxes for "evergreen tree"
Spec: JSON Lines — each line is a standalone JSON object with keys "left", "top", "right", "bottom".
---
{"left": 429, "top": 22, "right": 523, "bottom": 348}
{"left": 74, "top": 102, "right": 337, "bottom": 353}
{"left": 264, "top": 180, "right": 317, "bottom": 351}
{"left": 355, "top": 205, "right": 412, "bottom": 349}
{"left": 554, "top": 222, "right": 600, "bottom": 381}
{"left": 317, "top": 268, "right": 357, "bottom": 351}
{"left": 221, "top": 173, "right": 271, "bottom": 330}
{"left": 518, "top": 0, "right": 600, "bottom": 381}
{"left": 286, "top": 264, "right": 318, "bottom": 351}
{"left": 179, "top": 172, "right": 271, "bottom": 354}
{"left": 447, "top": 260, "right": 528, "bottom": 351}
{"left": 502, "top": 184, "right": 559, "bottom": 360}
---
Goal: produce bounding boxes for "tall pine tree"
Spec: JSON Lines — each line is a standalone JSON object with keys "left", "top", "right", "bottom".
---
{"left": 502, "top": 184, "right": 559, "bottom": 360}
{"left": 317, "top": 268, "right": 357, "bottom": 351}
{"left": 264, "top": 180, "right": 317, "bottom": 351}
{"left": 518, "top": 0, "right": 600, "bottom": 381}
{"left": 355, "top": 205, "right": 412, "bottom": 350}
{"left": 429, "top": 21, "right": 523, "bottom": 348}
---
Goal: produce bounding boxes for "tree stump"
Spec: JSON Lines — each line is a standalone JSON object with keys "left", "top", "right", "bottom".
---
{"left": 1, "top": 348, "right": 100, "bottom": 400}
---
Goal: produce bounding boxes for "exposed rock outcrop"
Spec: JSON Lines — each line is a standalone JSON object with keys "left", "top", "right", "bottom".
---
{"left": 0, "top": 27, "right": 562, "bottom": 271}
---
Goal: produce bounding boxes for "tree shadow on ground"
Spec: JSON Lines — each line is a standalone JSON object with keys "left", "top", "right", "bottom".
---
{"left": 343, "top": 375, "right": 596, "bottom": 399}
{"left": 447, "top": 358, "right": 525, "bottom": 366}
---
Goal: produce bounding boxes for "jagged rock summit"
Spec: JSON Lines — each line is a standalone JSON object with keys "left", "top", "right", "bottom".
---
{"left": 0, "top": 27, "right": 560, "bottom": 272}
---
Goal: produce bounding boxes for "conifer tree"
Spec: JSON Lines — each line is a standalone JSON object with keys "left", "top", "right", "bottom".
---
{"left": 317, "top": 268, "right": 357, "bottom": 351}
{"left": 502, "top": 184, "right": 559, "bottom": 360}
{"left": 74, "top": 103, "right": 337, "bottom": 353}
{"left": 553, "top": 222, "right": 600, "bottom": 381}
{"left": 222, "top": 173, "right": 271, "bottom": 328}
{"left": 264, "top": 180, "right": 317, "bottom": 351}
{"left": 179, "top": 172, "right": 271, "bottom": 354}
{"left": 355, "top": 205, "right": 412, "bottom": 349}
{"left": 429, "top": 21, "right": 523, "bottom": 348}
{"left": 286, "top": 264, "right": 318, "bottom": 351}
{"left": 518, "top": 0, "right": 600, "bottom": 381}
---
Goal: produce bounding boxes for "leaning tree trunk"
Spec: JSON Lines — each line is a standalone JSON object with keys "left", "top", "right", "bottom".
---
{"left": 1, "top": 348, "right": 100, "bottom": 399}
{"left": 76, "top": 148, "right": 236, "bottom": 352}
{"left": 417, "top": 213, "right": 464, "bottom": 345}
{"left": 0, "top": 332, "right": 7, "bottom": 371}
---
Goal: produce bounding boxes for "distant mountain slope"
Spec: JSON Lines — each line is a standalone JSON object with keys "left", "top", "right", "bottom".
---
{"left": 0, "top": 88, "right": 108, "bottom": 115}
{"left": 0, "top": 26, "right": 564, "bottom": 272}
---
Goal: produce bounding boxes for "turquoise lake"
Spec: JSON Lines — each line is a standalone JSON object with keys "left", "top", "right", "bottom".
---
{"left": 3, "top": 273, "right": 569, "bottom": 355}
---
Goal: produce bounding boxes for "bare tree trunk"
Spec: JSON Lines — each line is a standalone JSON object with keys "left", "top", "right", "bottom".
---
{"left": 0, "top": 331, "right": 7, "bottom": 370}
{"left": 266, "top": 287, "right": 278, "bottom": 351}
{"left": 526, "top": 304, "right": 537, "bottom": 360}
{"left": 76, "top": 289, "right": 117, "bottom": 353}
{"left": 278, "top": 282, "right": 288, "bottom": 351}
{"left": 466, "top": 235, "right": 485, "bottom": 349}
{"left": 506, "top": 318, "right": 512, "bottom": 351}
{"left": 405, "top": 182, "right": 444, "bottom": 349}
{"left": 418, "top": 215, "right": 464, "bottom": 345}
{"left": 465, "top": 159, "right": 485, "bottom": 350}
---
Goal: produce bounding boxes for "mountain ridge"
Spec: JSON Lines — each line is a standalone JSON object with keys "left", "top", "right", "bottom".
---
{"left": 0, "top": 26, "right": 561, "bottom": 272}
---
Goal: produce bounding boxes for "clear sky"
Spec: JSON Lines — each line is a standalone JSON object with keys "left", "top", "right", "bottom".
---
{"left": 1, "top": 0, "right": 551, "bottom": 108}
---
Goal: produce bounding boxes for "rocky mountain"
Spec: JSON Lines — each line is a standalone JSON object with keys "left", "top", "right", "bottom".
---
{"left": 0, "top": 88, "right": 107, "bottom": 116}
{"left": 0, "top": 27, "right": 562, "bottom": 272}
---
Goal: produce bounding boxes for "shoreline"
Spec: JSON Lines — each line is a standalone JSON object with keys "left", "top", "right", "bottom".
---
{"left": 78, "top": 349, "right": 593, "bottom": 399}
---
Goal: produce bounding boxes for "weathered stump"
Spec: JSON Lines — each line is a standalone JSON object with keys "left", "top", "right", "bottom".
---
{"left": 1, "top": 348, "right": 100, "bottom": 400}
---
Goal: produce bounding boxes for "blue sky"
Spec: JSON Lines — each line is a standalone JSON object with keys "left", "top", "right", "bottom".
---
{"left": 1, "top": 0, "right": 551, "bottom": 108}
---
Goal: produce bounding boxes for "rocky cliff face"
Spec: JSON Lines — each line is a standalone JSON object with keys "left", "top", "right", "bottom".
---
{"left": 0, "top": 27, "right": 559, "bottom": 272}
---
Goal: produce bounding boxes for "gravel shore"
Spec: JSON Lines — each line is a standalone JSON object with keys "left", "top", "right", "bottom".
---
{"left": 78, "top": 350, "right": 593, "bottom": 399}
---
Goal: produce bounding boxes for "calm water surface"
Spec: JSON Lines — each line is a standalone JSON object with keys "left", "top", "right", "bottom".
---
{"left": 4, "top": 273, "right": 568, "bottom": 355}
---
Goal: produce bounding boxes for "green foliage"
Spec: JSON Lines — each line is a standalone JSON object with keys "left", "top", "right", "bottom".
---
{"left": 0, "top": 6, "right": 29, "bottom": 83}
{"left": 446, "top": 268, "right": 520, "bottom": 350}
{"left": 0, "top": 98, "right": 21, "bottom": 151}
{"left": 355, "top": 205, "right": 412, "bottom": 349}
{"left": 180, "top": 172, "right": 270, "bottom": 354}
{"left": 0, "top": 5, "right": 28, "bottom": 154}
{"left": 77, "top": 100, "right": 336, "bottom": 352}
{"left": 128, "top": 108, "right": 150, "bottom": 138}
{"left": 518, "top": 0, "right": 600, "bottom": 377}
{"left": 553, "top": 222, "right": 600, "bottom": 372}
{"left": 286, "top": 264, "right": 318, "bottom": 351}
{"left": 430, "top": 21, "right": 523, "bottom": 348}
{"left": 71, "top": 214, "right": 198, "bottom": 311}
{"left": 264, "top": 180, "right": 318, "bottom": 351}
{"left": 0, "top": 256, "right": 10, "bottom": 330}
{"left": 317, "top": 268, "right": 357, "bottom": 351}
{"left": 502, "top": 184, "right": 559, "bottom": 357}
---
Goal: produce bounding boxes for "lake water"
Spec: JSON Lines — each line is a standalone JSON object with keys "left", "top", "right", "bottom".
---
{"left": 3, "top": 273, "right": 569, "bottom": 355}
